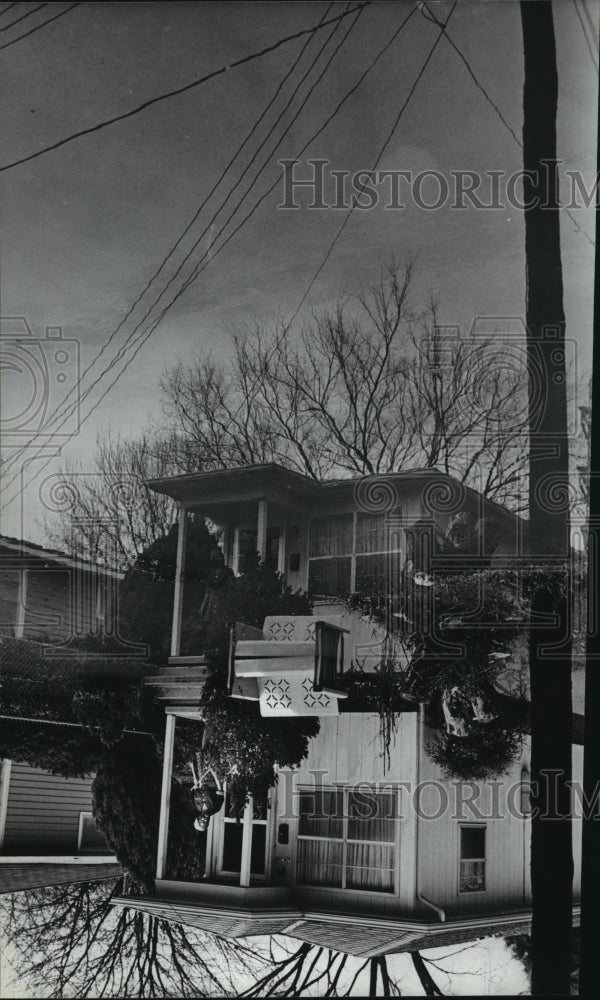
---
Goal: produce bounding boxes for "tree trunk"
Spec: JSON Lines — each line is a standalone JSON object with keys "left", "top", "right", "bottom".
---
{"left": 521, "top": 3, "right": 573, "bottom": 995}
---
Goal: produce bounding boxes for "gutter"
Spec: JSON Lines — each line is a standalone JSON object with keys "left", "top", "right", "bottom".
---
{"left": 415, "top": 703, "right": 446, "bottom": 922}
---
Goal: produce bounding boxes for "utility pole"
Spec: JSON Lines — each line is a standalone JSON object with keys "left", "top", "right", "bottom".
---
{"left": 578, "top": 58, "right": 600, "bottom": 999}
{"left": 520, "top": 3, "right": 573, "bottom": 995}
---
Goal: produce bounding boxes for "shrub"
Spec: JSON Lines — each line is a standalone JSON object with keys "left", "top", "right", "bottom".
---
{"left": 92, "top": 738, "right": 162, "bottom": 891}
{"left": 0, "top": 717, "right": 103, "bottom": 778}
{"left": 72, "top": 683, "right": 145, "bottom": 746}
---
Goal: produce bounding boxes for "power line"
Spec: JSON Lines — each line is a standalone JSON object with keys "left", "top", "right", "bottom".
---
{"left": 419, "top": 1, "right": 595, "bottom": 249}
{"left": 574, "top": 0, "right": 599, "bottom": 70}
{"left": 0, "top": 3, "right": 358, "bottom": 495}
{"left": 579, "top": 0, "right": 599, "bottom": 48}
{"left": 0, "top": 2, "right": 79, "bottom": 50}
{"left": 0, "top": 1, "right": 347, "bottom": 481}
{"left": 0, "top": 4, "right": 20, "bottom": 18}
{"left": 0, "top": 3, "right": 369, "bottom": 171}
{"left": 3, "top": 4, "right": 418, "bottom": 505}
{"left": 419, "top": 1, "right": 521, "bottom": 146}
{"left": 175, "top": 4, "right": 419, "bottom": 321}
{"left": 0, "top": 2, "right": 47, "bottom": 31}
{"left": 288, "top": 2, "right": 456, "bottom": 326}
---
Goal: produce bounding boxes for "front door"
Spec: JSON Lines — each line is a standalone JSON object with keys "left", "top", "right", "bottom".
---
{"left": 217, "top": 789, "right": 270, "bottom": 883}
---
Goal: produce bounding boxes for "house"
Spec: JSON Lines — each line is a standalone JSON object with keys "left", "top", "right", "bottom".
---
{"left": 0, "top": 537, "right": 124, "bottom": 893}
{"left": 0, "top": 759, "right": 120, "bottom": 895}
{"left": 0, "top": 534, "right": 122, "bottom": 645}
{"left": 110, "top": 464, "right": 581, "bottom": 957}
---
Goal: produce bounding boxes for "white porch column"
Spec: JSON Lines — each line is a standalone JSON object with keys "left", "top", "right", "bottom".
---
{"left": 15, "top": 568, "right": 28, "bottom": 639}
{"left": 170, "top": 507, "right": 188, "bottom": 658}
{"left": 240, "top": 796, "right": 254, "bottom": 887}
{"left": 232, "top": 528, "right": 241, "bottom": 576}
{"left": 277, "top": 522, "right": 287, "bottom": 576}
{"left": 257, "top": 499, "right": 268, "bottom": 564}
{"left": 156, "top": 713, "right": 177, "bottom": 879}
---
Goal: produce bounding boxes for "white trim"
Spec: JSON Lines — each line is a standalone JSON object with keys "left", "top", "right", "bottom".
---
{"left": 257, "top": 499, "right": 268, "bottom": 563}
{"left": 170, "top": 508, "right": 188, "bottom": 658}
{"left": 277, "top": 521, "right": 287, "bottom": 576}
{"left": 156, "top": 713, "right": 177, "bottom": 879}
{"left": 416, "top": 705, "right": 446, "bottom": 920}
{"left": 232, "top": 528, "right": 241, "bottom": 576}
{"left": 0, "top": 855, "right": 118, "bottom": 864}
{"left": 15, "top": 568, "right": 28, "bottom": 638}
{"left": 0, "top": 759, "right": 12, "bottom": 849}
{"left": 240, "top": 798, "right": 254, "bottom": 887}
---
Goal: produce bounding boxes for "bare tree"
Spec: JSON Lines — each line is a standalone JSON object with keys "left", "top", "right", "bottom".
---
{"left": 161, "top": 260, "right": 529, "bottom": 510}
{"left": 0, "top": 877, "right": 265, "bottom": 998}
{"left": 44, "top": 430, "right": 180, "bottom": 569}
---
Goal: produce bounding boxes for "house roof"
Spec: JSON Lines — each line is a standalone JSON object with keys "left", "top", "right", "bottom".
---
{"left": 111, "top": 893, "right": 578, "bottom": 958}
{"left": 145, "top": 463, "right": 526, "bottom": 529}
{"left": 0, "top": 536, "right": 123, "bottom": 579}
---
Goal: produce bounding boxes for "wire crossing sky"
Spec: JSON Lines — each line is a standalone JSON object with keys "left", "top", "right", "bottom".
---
{"left": 0, "top": 1, "right": 597, "bottom": 542}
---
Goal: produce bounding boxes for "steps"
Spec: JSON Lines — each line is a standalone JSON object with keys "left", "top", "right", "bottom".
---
{"left": 145, "top": 656, "right": 209, "bottom": 707}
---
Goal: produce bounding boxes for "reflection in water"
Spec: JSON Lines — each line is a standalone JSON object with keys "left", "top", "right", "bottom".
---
{"left": 0, "top": 876, "right": 532, "bottom": 996}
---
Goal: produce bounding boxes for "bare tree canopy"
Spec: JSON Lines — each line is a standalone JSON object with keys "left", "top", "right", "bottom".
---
{"left": 47, "top": 260, "right": 531, "bottom": 566}
{"left": 162, "top": 260, "right": 528, "bottom": 507}
{"left": 46, "top": 431, "right": 178, "bottom": 569}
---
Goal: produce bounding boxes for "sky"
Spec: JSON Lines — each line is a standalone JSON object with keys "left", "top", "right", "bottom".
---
{"left": 0, "top": 0, "right": 597, "bottom": 545}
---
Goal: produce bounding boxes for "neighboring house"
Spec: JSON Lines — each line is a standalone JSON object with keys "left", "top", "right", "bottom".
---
{"left": 109, "top": 463, "right": 580, "bottom": 957}
{"left": 0, "top": 760, "right": 120, "bottom": 895}
{"left": 0, "top": 537, "right": 123, "bottom": 893}
{"left": 0, "top": 535, "right": 122, "bottom": 644}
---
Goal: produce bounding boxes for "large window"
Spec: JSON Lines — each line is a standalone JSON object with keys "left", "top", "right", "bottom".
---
{"left": 308, "top": 512, "right": 402, "bottom": 598}
{"left": 459, "top": 825, "right": 486, "bottom": 892}
{"left": 296, "top": 788, "right": 397, "bottom": 892}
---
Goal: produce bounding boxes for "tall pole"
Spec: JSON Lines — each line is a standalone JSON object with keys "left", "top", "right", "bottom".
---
{"left": 521, "top": 3, "right": 573, "bottom": 995}
{"left": 578, "top": 59, "right": 600, "bottom": 999}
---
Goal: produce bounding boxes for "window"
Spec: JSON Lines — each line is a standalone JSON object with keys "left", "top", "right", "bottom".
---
{"left": 308, "top": 512, "right": 402, "bottom": 598}
{"left": 296, "top": 788, "right": 397, "bottom": 892}
{"left": 78, "top": 812, "right": 110, "bottom": 854}
{"left": 459, "top": 825, "right": 486, "bottom": 892}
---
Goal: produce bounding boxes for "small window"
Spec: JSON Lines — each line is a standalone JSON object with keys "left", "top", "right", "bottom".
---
{"left": 78, "top": 812, "right": 110, "bottom": 854}
{"left": 459, "top": 825, "right": 486, "bottom": 892}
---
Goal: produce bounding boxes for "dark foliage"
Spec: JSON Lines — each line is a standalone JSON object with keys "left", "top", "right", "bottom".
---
{"left": 0, "top": 717, "right": 103, "bottom": 778}
{"left": 92, "top": 738, "right": 162, "bottom": 891}
{"left": 117, "top": 514, "right": 222, "bottom": 664}
{"left": 426, "top": 726, "right": 524, "bottom": 780}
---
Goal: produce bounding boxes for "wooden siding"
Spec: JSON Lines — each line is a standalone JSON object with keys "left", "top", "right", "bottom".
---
{"left": 0, "top": 570, "right": 20, "bottom": 636}
{"left": 274, "top": 712, "right": 419, "bottom": 915}
{"left": 0, "top": 552, "right": 111, "bottom": 643}
{"left": 1, "top": 763, "right": 108, "bottom": 855}
{"left": 24, "top": 569, "right": 102, "bottom": 642}
{"left": 417, "top": 728, "right": 583, "bottom": 917}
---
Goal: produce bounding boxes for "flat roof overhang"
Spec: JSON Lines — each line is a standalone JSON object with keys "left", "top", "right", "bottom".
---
{"left": 145, "top": 463, "right": 527, "bottom": 532}
{"left": 145, "top": 464, "right": 319, "bottom": 519}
